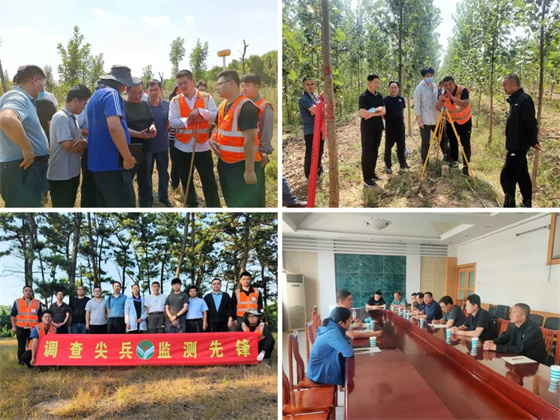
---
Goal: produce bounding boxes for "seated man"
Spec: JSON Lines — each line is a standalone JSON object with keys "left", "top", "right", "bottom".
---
{"left": 239, "top": 309, "right": 275, "bottom": 363}
{"left": 389, "top": 291, "right": 407, "bottom": 310}
{"left": 436, "top": 295, "right": 467, "bottom": 328}
{"left": 20, "top": 310, "right": 56, "bottom": 368}
{"left": 307, "top": 307, "right": 354, "bottom": 386}
{"left": 451, "top": 294, "right": 495, "bottom": 341}
{"left": 410, "top": 292, "right": 418, "bottom": 310}
{"left": 414, "top": 292, "right": 426, "bottom": 314}
{"left": 483, "top": 303, "right": 547, "bottom": 364}
{"left": 330, "top": 289, "right": 382, "bottom": 340}
{"left": 365, "top": 290, "right": 386, "bottom": 310}
{"left": 420, "top": 292, "right": 443, "bottom": 322}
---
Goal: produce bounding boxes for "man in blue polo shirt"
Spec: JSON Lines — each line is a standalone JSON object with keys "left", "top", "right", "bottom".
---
{"left": 105, "top": 281, "right": 127, "bottom": 334}
{"left": 298, "top": 76, "right": 324, "bottom": 179}
{"left": 87, "top": 65, "right": 137, "bottom": 207}
{"left": 419, "top": 292, "right": 443, "bottom": 322}
{"left": 185, "top": 285, "right": 208, "bottom": 332}
{"left": 146, "top": 79, "right": 171, "bottom": 207}
{"left": 0, "top": 65, "right": 50, "bottom": 207}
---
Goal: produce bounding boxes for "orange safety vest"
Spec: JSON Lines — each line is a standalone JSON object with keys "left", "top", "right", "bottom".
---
{"left": 253, "top": 98, "right": 273, "bottom": 148}
{"left": 235, "top": 287, "right": 260, "bottom": 317}
{"left": 241, "top": 322, "right": 265, "bottom": 341}
{"left": 444, "top": 84, "right": 472, "bottom": 125}
{"left": 15, "top": 298, "right": 40, "bottom": 328}
{"left": 217, "top": 96, "right": 261, "bottom": 164}
{"left": 175, "top": 91, "right": 211, "bottom": 144}
{"left": 26, "top": 323, "right": 56, "bottom": 350}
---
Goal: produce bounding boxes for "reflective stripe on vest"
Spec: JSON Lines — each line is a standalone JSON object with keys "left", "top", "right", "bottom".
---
{"left": 15, "top": 298, "right": 40, "bottom": 328}
{"left": 235, "top": 288, "right": 260, "bottom": 317}
{"left": 26, "top": 323, "right": 56, "bottom": 350}
{"left": 445, "top": 85, "right": 472, "bottom": 125}
{"left": 241, "top": 322, "right": 265, "bottom": 341}
{"left": 217, "top": 96, "right": 261, "bottom": 164}
{"left": 175, "top": 91, "right": 211, "bottom": 144}
{"left": 253, "top": 98, "right": 273, "bottom": 148}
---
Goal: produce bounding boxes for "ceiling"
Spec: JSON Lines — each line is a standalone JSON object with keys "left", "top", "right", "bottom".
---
{"left": 283, "top": 212, "right": 548, "bottom": 246}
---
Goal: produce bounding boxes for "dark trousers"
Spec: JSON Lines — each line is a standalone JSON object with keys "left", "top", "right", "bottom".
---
{"left": 447, "top": 120, "right": 472, "bottom": 164}
{"left": 176, "top": 149, "right": 220, "bottom": 207}
{"left": 500, "top": 151, "right": 532, "bottom": 207}
{"left": 384, "top": 129, "right": 406, "bottom": 169}
{"left": 169, "top": 140, "right": 181, "bottom": 189}
{"left": 92, "top": 170, "right": 136, "bottom": 207}
{"left": 208, "top": 321, "right": 228, "bottom": 332}
{"left": 218, "top": 159, "right": 264, "bottom": 207}
{"left": 88, "top": 324, "right": 107, "bottom": 334}
{"left": 80, "top": 149, "right": 96, "bottom": 207}
{"left": 147, "top": 313, "right": 166, "bottom": 333}
{"left": 49, "top": 175, "right": 80, "bottom": 207}
{"left": 186, "top": 319, "right": 203, "bottom": 333}
{"left": 16, "top": 327, "right": 31, "bottom": 361}
{"left": 420, "top": 125, "right": 437, "bottom": 163}
{"left": 282, "top": 176, "right": 297, "bottom": 206}
{"left": 151, "top": 151, "right": 169, "bottom": 201}
{"left": 258, "top": 164, "right": 266, "bottom": 206}
{"left": 71, "top": 323, "right": 87, "bottom": 334}
{"left": 130, "top": 152, "right": 153, "bottom": 207}
{"left": 166, "top": 320, "right": 186, "bottom": 333}
{"left": 304, "top": 133, "right": 324, "bottom": 179}
{"left": 107, "top": 317, "right": 126, "bottom": 334}
{"left": 0, "top": 159, "right": 48, "bottom": 207}
{"left": 20, "top": 349, "right": 33, "bottom": 368}
{"left": 361, "top": 129, "right": 383, "bottom": 181}
{"left": 55, "top": 324, "right": 68, "bottom": 334}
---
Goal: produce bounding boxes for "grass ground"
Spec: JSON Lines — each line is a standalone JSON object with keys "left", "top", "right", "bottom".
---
{"left": 0, "top": 336, "right": 278, "bottom": 419}
{"left": 283, "top": 94, "right": 560, "bottom": 208}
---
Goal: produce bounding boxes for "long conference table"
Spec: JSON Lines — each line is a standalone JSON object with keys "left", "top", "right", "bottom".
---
{"left": 344, "top": 309, "right": 560, "bottom": 419}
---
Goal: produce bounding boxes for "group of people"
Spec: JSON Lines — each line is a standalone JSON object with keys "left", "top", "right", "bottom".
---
{"left": 11, "top": 272, "right": 275, "bottom": 368}
{"left": 305, "top": 289, "right": 548, "bottom": 387}
{"left": 297, "top": 68, "right": 541, "bottom": 207}
{"left": 0, "top": 64, "right": 274, "bottom": 208}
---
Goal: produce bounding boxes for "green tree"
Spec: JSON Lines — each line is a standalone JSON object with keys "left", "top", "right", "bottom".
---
{"left": 142, "top": 64, "right": 154, "bottom": 86}
{"left": 56, "top": 26, "right": 92, "bottom": 87}
{"left": 169, "top": 36, "right": 186, "bottom": 76}
{"left": 43, "top": 65, "right": 55, "bottom": 91}
{"left": 88, "top": 53, "right": 105, "bottom": 91}
{"left": 189, "top": 38, "right": 209, "bottom": 80}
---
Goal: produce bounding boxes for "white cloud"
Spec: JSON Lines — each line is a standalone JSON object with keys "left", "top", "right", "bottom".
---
{"left": 141, "top": 15, "right": 171, "bottom": 28}
{"left": 185, "top": 15, "right": 195, "bottom": 23}
{"left": 90, "top": 8, "right": 108, "bottom": 19}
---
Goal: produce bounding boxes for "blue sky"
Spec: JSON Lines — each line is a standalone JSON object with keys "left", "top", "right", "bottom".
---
{"left": 0, "top": 0, "right": 278, "bottom": 82}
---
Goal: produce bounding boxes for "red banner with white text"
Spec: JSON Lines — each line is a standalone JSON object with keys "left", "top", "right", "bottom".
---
{"left": 34, "top": 332, "right": 258, "bottom": 366}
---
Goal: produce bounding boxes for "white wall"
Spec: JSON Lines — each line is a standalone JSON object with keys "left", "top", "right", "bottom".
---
{"left": 454, "top": 215, "right": 560, "bottom": 313}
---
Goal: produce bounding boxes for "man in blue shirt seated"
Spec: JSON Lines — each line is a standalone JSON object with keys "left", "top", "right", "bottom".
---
{"left": 106, "top": 281, "right": 127, "bottom": 334}
{"left": 414, "top": 292, "right": 426, "bottom": 313}
{"left": 307, "top": 307, "right": 354, "bottom": 386}
{"left": 417, "top": 292, "right": 443, "bottom": 322}
{"left": 483, "top": 303, "right": 547, "bottom": 364}
{"left": 0, "top": 65, "right": 50, "bottom": 207}
{"left": 185, "top": 285, "right": 208, "bottom": 332}
{"left": 330, "top": 290, "right": 382, "bottom": 340}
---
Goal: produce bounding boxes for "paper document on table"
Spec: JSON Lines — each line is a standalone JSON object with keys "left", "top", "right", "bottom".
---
{"left": 354, "top": 347, "right": 381, "bottom": 355}
{"left": 502, "top": 356, "right": 538, "bottom": 365}
{"left": 428, "top": 324, "right": 447, "bottom": 328}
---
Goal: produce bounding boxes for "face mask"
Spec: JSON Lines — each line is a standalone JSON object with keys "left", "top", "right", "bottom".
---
{"left": 425, "top": 77, "right": 434, "bottom": 84}
{"left": 34, "top": 80, "right": 45, "bottom": 100}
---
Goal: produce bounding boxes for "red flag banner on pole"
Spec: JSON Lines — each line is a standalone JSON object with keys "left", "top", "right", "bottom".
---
{"left": 34, "top": 332, "right": 259, "bottom": 366}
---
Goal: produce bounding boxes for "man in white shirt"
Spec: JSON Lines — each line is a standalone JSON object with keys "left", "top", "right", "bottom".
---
{"left": 414, "top": 66, "right": 439, "bottom": 164}
{"left": 144, "top": 281, "right": 167, "bottom": 333}
{"left": 168, "top": 69, "right": 220, "bottom": 207}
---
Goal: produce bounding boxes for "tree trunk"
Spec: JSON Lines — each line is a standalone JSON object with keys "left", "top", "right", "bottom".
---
{"left": 398, "top": 0, "right": 403, "bottom": 87}
{"left": 175, "top": 213, "right": 189, "bottom": 278}
{"left": 532, "top": 0, "right": 546, "bottom": 192}
{"left": 87, "top": 213, "right": 99, "bottom": 285}
{"left": 69, "top": 213, "right": 81, "bottom": 285}
{"left": 407, "top": 88, "right": 412, "bottom": 136}
{"left": 321, "top": 0, "right": 339, "bottom": 207}
{"left": 240, "top": 215, "right": 250, "bottom": 272}
{"left": 476, "top": 88, "right": 482, "bottom": 128}
{"left": 190, "top": 213, "right": 196, "bottom": 284}
{"left": 240, "top": 39, "right": 249, "bottom": 74}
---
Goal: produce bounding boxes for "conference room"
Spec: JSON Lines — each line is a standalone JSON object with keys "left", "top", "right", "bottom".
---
{"left": 281, "top": 212, "right": 560, "bottom": 419}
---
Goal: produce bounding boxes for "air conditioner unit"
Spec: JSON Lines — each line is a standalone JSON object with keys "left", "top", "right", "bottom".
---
{"left": 282, "top": 272, "right": 307, "bottom": 332}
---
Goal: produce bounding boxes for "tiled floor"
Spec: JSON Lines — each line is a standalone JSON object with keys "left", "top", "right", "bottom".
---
{"left": 282, "top": 330, "right": 345, "bottom": 419}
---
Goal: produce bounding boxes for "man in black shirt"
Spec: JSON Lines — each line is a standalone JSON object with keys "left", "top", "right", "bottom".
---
{"left": 124, "top": 78, "right": 157, "bottom": 207}
{"left": 365, "top": 291, "right": 386, "bottom": 310}
{"left": 451, "top": 293, "right": 496, "bottom": 341}
{"left": 500, "top": 73, "right": 542, "bottom": 207}
{"left": 69, "top": 285, "right": 90, "bottom": 334}
{"left": 359, "top": 74, "right": 385, "bottom": 187}
{"left": 383, "top": 81, "right": 408, "bottom": 174}
{"left": 436, "top": 76, "right": 473, "bottom": 176}
{"left": 483, "top": 303, "right": 547, "bottom": 364}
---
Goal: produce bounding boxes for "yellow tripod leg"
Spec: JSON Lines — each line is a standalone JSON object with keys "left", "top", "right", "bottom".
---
{"left": 446, "top": 110, "right": 477, "bottom": 186}
{"left": 435, "top": 117, "right": 444, "bottom": 161}
{"left": 419, "top": 111, "right": 443, "bottom": 182}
